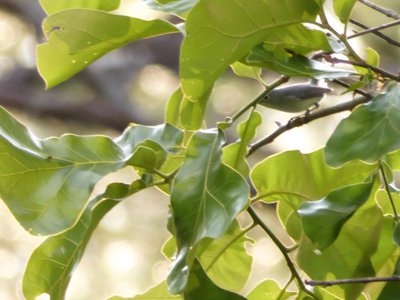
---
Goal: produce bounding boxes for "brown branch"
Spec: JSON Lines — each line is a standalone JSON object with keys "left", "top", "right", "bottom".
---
{"left": 326, "top": 57, "right": 400, "bottom": 81}
{"left": 349, "top": 19, "right": 400, "bottom": 48}
{"left": 348, "top": 19, "right": 400, "bottom": 39}
{"left": 306, "top": 276, "right": 400, "bottom": 287}
{"left": 357, "top": 0, "right": 400, "bottom": 20}
{"left": 248, "top": 96, "right": 370, "bottom": 155}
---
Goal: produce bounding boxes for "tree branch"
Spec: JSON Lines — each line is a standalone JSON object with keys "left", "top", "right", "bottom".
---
{"left": 306, "top": 276, "right": 400, "bottom": 287}
{"left": 248, "top": 96, "right": 370, "bottom": 155}
{"left": 248, "top": 206, "right": 318, "bottom": 299}
{"left": 348, "top": 19, "right": 400, "bottom": 39}
{"left": 326, "top": 57, "right": 400, "bottom": 81}
{"left": 349, "top": 19, "right": 400, "bottom": 48}
{"left": 358, "top": 0, "right": 400, "bottom": 20}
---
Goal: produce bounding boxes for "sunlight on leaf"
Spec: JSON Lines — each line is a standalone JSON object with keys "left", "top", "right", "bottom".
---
{"left": 109, "top": 281, "right": 181, "bottom": 299}
{"left": 333, "top": 0, "right": 357, "bottom": 23}
{"left": 223, "top": 111, "right": 262, "bottom": 177}
{"left": 247, "top": 279, "right": 296, "bottom": 300}
{"left": 39, "top": 0, "right": 121, "bottom": 15}
{"left": 250, "top": 149, "right": 376, "bottom": 238}
{"left": 0, "top": 106, "right": 182, "bottom": 235}
{"left": 143, "top": 0, "right": 198, "bottom": 18}
{"left": 38, "top": 9, "right": 178, "bottom": 88}
{"left": 180, "top": 0, "right": 321, "bottom": 101}
{"left": 23, "top": 179, "right": 152, "bottom": 300}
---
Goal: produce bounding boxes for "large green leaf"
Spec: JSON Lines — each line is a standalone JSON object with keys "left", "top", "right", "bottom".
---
{"left": 297, "top": 200, "right": 394, "bottom": 300}
{"left": 325, "top": 84, "right": 400, "bottom": 166}
{"left": 0, "top": 106, "right": 182, "bottom": 235}
{"left": 180, "top": 0, "right": 321, "bottom": 117}
{"left": 167, "top": 129, "right": 249, "bottom": 294}
{"left": 163, "top": 220, "right": 253, "bottom": 292}
{"left": 143, "top": 0, "right": 198, "bottom": 18}
{"left": 250, "top": 149, "right": 376, "bottom": 238}
{"left": 183, "top": 260, "right": 246, "bottom": 300}
{"left": 23, "top": 178, "right": 154, "bottom": 300}
{"left": 39, "top": 0, "right": 120, "bottom": 15}
{"left": 298, "top": 181, "right": 374, "bottom": 250}
{"left": 38, "top": 9, "right": 178, "bottom": 88}
{"left": 109, "top": 281, "right": 181, "bottom": 299}
{"left": 333, "top": 0, "right": 357, "bottom": 23}
{"left": 247, "top": 280, "right": 296, "bottom": 300}
{"left": 223, "top": 111, "right": 262, "bottom": 177}
{"left": 196, "top": 220, "right": 253, "bottom": 292}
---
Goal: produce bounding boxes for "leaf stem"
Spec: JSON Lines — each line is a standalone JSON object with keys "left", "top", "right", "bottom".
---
{"left": 306, "top": 276, "right": 400, "bottom": 287}
{"left": 277, "top": 275, "right": 294, "bottom": 300}
{"left": 231, "top": 76, "right": 289, "bottom": 123}
{"left": 379, "top": 162, "right": 399, "bottom": 221}
{"left": 247, "top": 206, "right": 318, "bottom": 299}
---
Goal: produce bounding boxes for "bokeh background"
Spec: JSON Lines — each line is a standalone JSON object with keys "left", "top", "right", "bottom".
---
{"left": 0, "top": 0, "right": 399, "bottom": 299}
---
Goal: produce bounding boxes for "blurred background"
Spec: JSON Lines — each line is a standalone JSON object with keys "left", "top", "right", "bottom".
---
{"left": 0, "top": 0, "right": 399, "bottom": 299}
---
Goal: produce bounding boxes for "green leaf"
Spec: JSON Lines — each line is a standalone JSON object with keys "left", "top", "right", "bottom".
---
{"left": 247, "top": 279, "right": 296, "bottom": 300}
{"left": 38, "top": 9, "right": 178, "bottom": 88}
{"left": 297, "top": 201, "right": 394, "bottom": 299}
{"left": 298, "top": 181, "right": 375, "bottom": 250}
{"left": 39, "top": 0, "right": 120, "bottom": 15}
{"left": 180, "top": 0, "right": 320, "bottom": 101}
{"left": 377, "top": 257, "right": 400, "bottom": 300}
{"left": 165, "top": 87, "right": 208, "bottom": 130}
{"left": 246, "top": 46, "right": 353, "bottom": 79}
{"left": 143, "top": 0, "right": 198, "bottom": 18}
{"left": 167, "top": 129, "right": 249, "bottom": 293}
{"left": 183, "top": 260, "right": 246, "bottom": 300}
{"left": 230, "top": 62, "right": 262, "bottom": 80}
{"left": 325, "top": 83, "right": 400, "bottom": 166}
{"left": 0, "top": 105, "right": 182, "bottom": 235}
{"left": 162, "top": 221, "right": 253, "bottom": 292}
{"left": 333, "top": 0, "right": 357, "bottom": 23}
{"left": 196, "top": 220, "right": 253, "bottom": 292}
{"left": 109, "top": 281, "right": 181, "bottom": 299}
{"left": 250, "top": 149, "right": 376, "bottom": 238}
{"left": 223, "top": 111, "right": 262, "bottom": 177}
{"left": 23, "top": 178, "right": 152, "bottom": 300}
{"left": 393, "top": 222, "right": 400, "bottom": 246}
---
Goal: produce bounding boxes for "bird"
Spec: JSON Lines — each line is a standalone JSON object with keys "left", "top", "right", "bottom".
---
{"left": 258, "top": 82, "right": 332, "bottom": 113}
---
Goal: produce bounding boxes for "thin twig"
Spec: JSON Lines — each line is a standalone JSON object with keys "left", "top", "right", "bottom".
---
{"left": 247, "top": 206, "right": 318, "bottom": 299}
{"left": 379, "top": 161, "right": 399, "bottom": 221}
{"left": 327, "top": 57, "right": 400, "bottom": 81}
{"left": 358, "top": 0, "right": 400, "bottom": 20}
{"left": 348, "top": 19, "right": 400, "bottom": 39}
{"left": 349, "top": 19, "right": 400, "bottom": 48}
{"left": 306, "top": 276, "right": 400, "bottom": 287}
{"left": 248, "top": 96, "right": 370, "bottom": 155}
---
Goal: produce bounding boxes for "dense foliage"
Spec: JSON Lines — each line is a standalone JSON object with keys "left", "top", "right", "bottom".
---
{"left": 2, "top": 0, "right": 400, "bottom": 299}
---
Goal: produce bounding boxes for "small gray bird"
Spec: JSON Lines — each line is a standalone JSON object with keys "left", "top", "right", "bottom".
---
{"left": 258, "top": 83, "right": 332, "bottom": 113}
